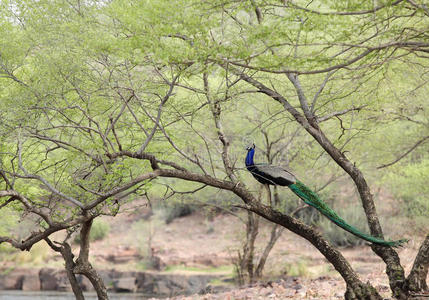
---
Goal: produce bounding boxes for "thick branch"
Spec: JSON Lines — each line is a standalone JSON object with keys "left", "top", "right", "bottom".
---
{"left": 0, "top": 214, "right": 88, "bottom": 251}
{"left": 155, "top": 168, "right": 377, "bottom": 295}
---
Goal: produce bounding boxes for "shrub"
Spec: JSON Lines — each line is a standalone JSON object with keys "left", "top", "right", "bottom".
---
{"left": 164, "top": 203, "right": 195, "bottom": 224}
{"left": 284, "top": 259, "right": 310, "bottom": 277}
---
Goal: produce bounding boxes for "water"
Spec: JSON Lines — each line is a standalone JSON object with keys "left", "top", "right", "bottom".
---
{"left": 0, "top": 291, "right": 149, "bottom": 300}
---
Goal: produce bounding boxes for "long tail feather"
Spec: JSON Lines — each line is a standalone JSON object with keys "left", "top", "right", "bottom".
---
{"left": 289, "top": 180, "right": 408, "bottom": 247}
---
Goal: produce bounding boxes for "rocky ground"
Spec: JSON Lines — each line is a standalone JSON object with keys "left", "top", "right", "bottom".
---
{"left": 0, "top": 198, "right": 427, "bottom": 299}
{"left": 158, "top": 277, "right": 347, "bottom": 300}
{"left": 96, "top": 205, "right": 428, "bottom": 299}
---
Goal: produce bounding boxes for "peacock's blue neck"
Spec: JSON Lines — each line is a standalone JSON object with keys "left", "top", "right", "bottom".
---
{"left": 245, "top": 148, "right": 255, "bottom": 167}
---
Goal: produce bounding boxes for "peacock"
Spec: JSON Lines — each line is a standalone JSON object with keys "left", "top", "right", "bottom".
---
{"left": 245, "top": 143, "right": 407, "bottom": 247}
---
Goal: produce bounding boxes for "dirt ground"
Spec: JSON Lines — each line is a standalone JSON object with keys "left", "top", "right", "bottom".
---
{"left": 85, "top": 201, "right": 427, "bottom": 300}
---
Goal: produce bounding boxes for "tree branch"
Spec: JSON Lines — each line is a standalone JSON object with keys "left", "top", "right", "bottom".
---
{"left": 377, "top": 136, "right": 429, "bottom": 169}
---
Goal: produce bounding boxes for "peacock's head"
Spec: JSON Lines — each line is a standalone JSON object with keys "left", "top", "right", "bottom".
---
{"left": 245, "top": 143, "right": 255, "bottom": 151}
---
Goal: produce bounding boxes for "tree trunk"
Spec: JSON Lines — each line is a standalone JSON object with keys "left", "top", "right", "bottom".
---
{"left": 255, "top": 223, "right": 284, "bottom": 279}
{"left": 345, "top": 283, "right": 382, "bottom": 300}
{"left": 60, "top": 242, "right": 85, "bottom": 300}
{"left": 74, "top": 263, "right": 108, "bottom": 300}
{"left": 406, "top": 234, "right": 429, "bottom": 293}
{"left": 45, "top": 239, "right": 85, "bottom": 300}
{"left": 239, "top": 211, "right": 259, "bottom": 284}
{"left": 249, "top": 202, "right": 383, "bottom": 300}
{"left": 247, "top": 212, "right": 259, "bottom": 283}
{"left": 74, "top": 218, "right": 109, "bottom": 300}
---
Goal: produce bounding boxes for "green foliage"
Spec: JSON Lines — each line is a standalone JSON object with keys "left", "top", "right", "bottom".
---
{"left": 10, "top": 242, "right": 51, "bottom": 266}
{"left": 284, "top": 259, "right": 310, "bottom": 277}
{"left": 154, "top": 201, "right": 196, "bottom": 224}
{"left": 0, "top": 0, "right": 427, "bottom": 277}
{"left": 0, "top": 208, "right": 19, "bottom": 253}
{"left": 90, "top": 220, "right": 111, "bottom": 241}
{"left": 385, "top": 156, "right": 429, "bottom": 217}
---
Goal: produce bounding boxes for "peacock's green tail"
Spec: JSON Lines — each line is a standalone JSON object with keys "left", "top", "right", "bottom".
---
{"left": 288, "top": 180, "right": 408, "bottom": 247}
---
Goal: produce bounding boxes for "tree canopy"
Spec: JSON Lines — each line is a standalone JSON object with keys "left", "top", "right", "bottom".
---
{"left": 0, "top": 0, "right": 428, "bottom": 299}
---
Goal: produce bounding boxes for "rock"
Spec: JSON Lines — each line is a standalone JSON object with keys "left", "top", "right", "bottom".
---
{"left": 113, "top": 277, "right": 137, "bottom": 292}
{"left": 136, "top": 272, "right": 216, "bottom": 297}
{"left": 39, "top": 268, "right": 66, "bottom": 290}
{"left": 199, "top": 284, "right": 228, "bottom": 295}
{"left": 376, "top": 284, "right": 390, "bottom": 292}
{"left": 22, "top": 272, "right": 40, "bottom": 291}
{"left": 0, "top": 272, "right": 24, "bottom": 290}
{"left": 260, "top": 287, "right": 272, "bottom": 296}
{"left": 0, "top": 267, "right": 222, "bottom": 298}
{"left": 106, "top": 247, "right": 142, "bottom": 264}
{"left": 145, "top": 256, "right": 163, "bottom": 270}
{"left": 296, "top": 287, "right": 308, "bottom": 297}
{"left": 283, "top": 288, "right": 296, "bottom": 297}
{"left": 155, "top": 279, "right": 171, "bottom": 296}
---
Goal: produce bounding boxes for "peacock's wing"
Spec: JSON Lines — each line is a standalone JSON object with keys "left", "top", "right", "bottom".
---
{"left": 253, "top": 164, "right": 296, "bottom": 186}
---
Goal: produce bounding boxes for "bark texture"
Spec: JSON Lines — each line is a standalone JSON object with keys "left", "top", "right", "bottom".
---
{"left": 406, "top": 234, "right": 429, "bottom": 293}
{"left": 74, "top": 218, "right": 109, "bottom": 300}
{"left": 45, "top": 239, "right": 84, "bottom": 300}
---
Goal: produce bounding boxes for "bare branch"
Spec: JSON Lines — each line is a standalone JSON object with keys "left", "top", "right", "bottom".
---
{"left": 285, "top": 0, "right": 405, "bottom": 16}
{"left": 317, "top": 106, "right": 368, "bottom": 123}
{"left": 250, "top": 0, "right": 263, "bottom": 24}
{"left": 84, "top": 170, "right": 161, "bottom": 210}
{"left": 204, "top": 71, "right": 237, "bottom": 182}
{"left": 138, "top": 74, "right": 179, "bottom": 154}
{"left": 406, "top": 0, "right": 429, "bottom": 16}
{"left": 286, "top": 73, "right": 317, "bottom": 125}
{"left": 377, "top": 136, "right": 429, "bottom": 169}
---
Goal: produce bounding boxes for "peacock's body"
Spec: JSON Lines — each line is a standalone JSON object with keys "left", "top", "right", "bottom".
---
{"left": 245, "top": 144, "right": 407, "bottom": 247}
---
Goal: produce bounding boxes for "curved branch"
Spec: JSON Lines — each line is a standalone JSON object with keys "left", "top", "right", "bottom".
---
{"left": 156, "top": 167, "right": 380, "bottom": 297}
{"left": 377, "top": 136, "right": 429, "bottom": 169}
